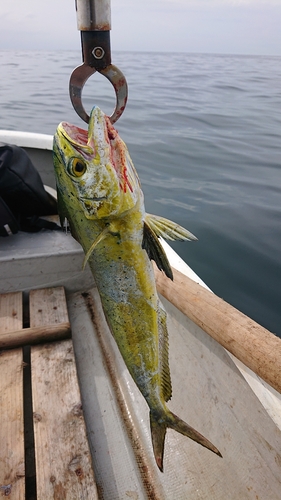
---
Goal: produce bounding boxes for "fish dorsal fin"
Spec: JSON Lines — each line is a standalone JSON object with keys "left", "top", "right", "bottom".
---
{"left": 146, "top": 213, "right": 197, "bottom": 242}
{"left": 142, "top": 221, "right": 173, "bottom": 280}
{"left": 158, "top": 305, "right": 172, "bottom": 402}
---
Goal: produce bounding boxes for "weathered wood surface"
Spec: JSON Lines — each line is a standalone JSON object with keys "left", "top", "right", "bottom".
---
{"left": 0, "top": 292, "right": 25, "bottom": 498}
{"left": 30, "top": 287, "right": 98, "bottom": 499}
{"left": 154, "top": 264, "right": 281, "bottom": 394}
{"left": 0, "top": 322, "right": 71, "bottom": 349}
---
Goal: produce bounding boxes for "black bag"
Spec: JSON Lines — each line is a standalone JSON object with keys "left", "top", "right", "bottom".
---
{"left": 0, "top": 143, "right": 59, "bottom": 236}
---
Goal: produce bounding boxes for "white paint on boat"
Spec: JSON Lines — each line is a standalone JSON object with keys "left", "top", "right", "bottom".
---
{"left": 0, "top": 130, "right": 53, "bottom": 150}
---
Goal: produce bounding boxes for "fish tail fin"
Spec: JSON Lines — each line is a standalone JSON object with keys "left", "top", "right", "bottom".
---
{"left": 150, "top": 409, "right": 222, "bottom": 472}
{"left": 150, "top": 412, "right": 167, "bottom": 472}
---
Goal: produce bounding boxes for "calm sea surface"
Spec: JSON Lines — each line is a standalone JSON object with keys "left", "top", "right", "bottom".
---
{"left": 0, "top": 50, "right": 281, "bottom": 336}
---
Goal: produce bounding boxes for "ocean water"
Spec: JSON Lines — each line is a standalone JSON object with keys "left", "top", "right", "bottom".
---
{"left": 0, "top": 50, "right": 280, "bottom": 337}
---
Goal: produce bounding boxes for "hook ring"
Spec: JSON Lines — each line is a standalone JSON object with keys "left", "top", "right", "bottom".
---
{"left": 69, "top": 63, "right": 128, "bottom": 124}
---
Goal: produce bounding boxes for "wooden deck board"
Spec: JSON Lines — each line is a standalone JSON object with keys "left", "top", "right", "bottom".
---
{"left": 30, "top": 287, "right": 98, "bottom": 499}
{"left": 0, "top": 292, "right": 25, "bottom": 499}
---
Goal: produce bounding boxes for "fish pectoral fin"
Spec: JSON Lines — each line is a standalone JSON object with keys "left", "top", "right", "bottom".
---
{"left": 150, "top": 409, "right": 222, "bottom": 472}
{"left": 145, "top": 213, "right": 197, "bottom": 242}
{"left": 82, "top": 226, "right": 111, "bottom": 270}
{"left": 142, "top": 221, "right": 173, "bottom": 280}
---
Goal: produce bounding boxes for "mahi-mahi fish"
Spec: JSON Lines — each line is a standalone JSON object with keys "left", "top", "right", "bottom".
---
{"left": 53, "top": 106, "right": 221, "bottom": 471}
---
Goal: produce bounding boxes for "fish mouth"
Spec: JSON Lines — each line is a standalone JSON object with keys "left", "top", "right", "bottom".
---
{"left": 57, "top": 121, "right": 94, "bottom": 156}
{"left": 57, "top": 107, "right": 119, "bottom": 162}
{"left": 60, "top": 122, "right": 88, "bottom": 146}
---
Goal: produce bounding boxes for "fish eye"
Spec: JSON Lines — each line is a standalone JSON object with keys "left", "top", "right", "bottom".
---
{"left": 69, "top": 158, "right": 87, "bottom": 177}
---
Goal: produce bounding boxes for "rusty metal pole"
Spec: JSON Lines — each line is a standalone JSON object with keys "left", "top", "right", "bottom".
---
{"left": 75, "top": 0, "right": 112, "bottom": 70}
{"left": 75, "top": 0, "right": 111, "bottom": 31}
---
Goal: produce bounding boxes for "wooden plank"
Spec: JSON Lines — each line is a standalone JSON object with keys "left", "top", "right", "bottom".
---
{"left": 0, "top": 292, "right": 25, "bottom": 499}
{"left": 30, "top": 287, "right": 98, "bottom": 499}
{"left": 154, "top": 264, "right": 281, "bottom": 394}
{"left": 29, "top": 287, "right": 69, "bottom": 327}
{"left": 0, "top": 322, "right": 71, "bottom": 349}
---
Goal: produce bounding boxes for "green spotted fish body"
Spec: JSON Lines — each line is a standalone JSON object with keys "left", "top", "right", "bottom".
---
{"left": 53, "top": 107, "right": 221, "bottom": 470}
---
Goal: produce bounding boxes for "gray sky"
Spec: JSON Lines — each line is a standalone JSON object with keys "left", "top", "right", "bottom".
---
{"left": 1, "top": 0, "right": 281, "bottom": 56}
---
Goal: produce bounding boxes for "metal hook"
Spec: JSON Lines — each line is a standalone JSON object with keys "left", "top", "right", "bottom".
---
{"left": 69, "top": 1, "right": 128, "bottom": 124}
{"left": 69, "top": 63, "right": 128, "bottom": 125}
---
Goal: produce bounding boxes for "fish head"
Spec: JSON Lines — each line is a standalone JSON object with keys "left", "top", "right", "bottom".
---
{"left": 53, "top": 106, "right": 141, "bottom": 220}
